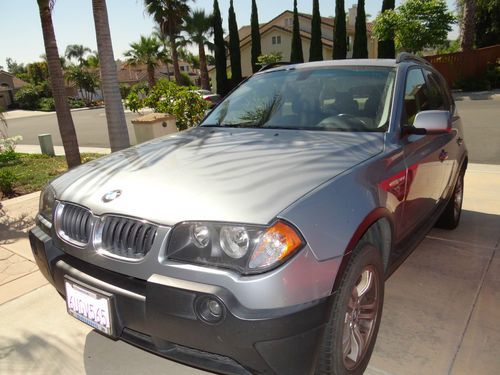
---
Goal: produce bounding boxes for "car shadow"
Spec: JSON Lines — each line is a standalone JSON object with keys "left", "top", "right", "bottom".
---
{"left": 83, "top": 330, "right": 208, "bottom": 375}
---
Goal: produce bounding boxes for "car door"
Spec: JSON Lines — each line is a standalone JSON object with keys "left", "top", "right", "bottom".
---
{"left": 422, "top": 68, "right": 459, "bottom": 199}
{"left": 399, "top": 67, "right": 449, "bottom": 236}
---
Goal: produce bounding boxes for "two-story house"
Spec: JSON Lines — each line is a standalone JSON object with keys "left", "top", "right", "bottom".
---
{"left": 209, "top": 5, "right": 377, "bottom": 90}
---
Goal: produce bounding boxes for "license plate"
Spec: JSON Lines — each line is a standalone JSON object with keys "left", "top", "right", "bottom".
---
{"left": 64, "top": 278, "right": 113, "bottom": 335}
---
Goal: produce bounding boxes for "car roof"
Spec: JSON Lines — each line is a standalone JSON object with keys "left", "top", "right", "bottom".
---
{"left": 260, "top": 59, "right": 397, "bottom": 74}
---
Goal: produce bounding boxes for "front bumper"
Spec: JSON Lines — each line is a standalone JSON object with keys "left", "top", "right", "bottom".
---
{"left": 30, "top": 226, "right": 333, "bottom": 375}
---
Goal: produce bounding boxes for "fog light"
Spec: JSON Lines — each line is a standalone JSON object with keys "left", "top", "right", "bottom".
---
{"left": 196, "top": 296, "right": 225, "bottom": 324}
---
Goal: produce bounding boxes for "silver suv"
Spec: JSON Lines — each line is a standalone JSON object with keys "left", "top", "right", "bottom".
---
{"left": 30, "top": 54, "right": 467, "bottom": 375}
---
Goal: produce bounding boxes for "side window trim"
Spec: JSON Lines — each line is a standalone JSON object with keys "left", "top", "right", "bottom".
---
{"left": 401, "top": 66, "right": 426, "bottom": 127}
{"left": 422, "top": 67, "right": 450, "bottom": 111}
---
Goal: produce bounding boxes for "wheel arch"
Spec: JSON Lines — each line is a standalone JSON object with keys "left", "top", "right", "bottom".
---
{"left": 332, "top": 208, "right": 394, "bottom": 293}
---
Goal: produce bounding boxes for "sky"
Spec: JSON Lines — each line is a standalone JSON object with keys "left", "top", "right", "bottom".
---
{"left": 0, "top": 0, "right": 459, "bottom": 69}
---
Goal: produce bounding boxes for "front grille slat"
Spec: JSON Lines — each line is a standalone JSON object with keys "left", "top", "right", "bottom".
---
{"left": 100, "top": 216, "right": 157, "bottom": 260}
{"left": 59, "top": 203, "right": 92, "bottom": 245}
{"left": 58, "top": 203, "right": 157, "bottom": 260}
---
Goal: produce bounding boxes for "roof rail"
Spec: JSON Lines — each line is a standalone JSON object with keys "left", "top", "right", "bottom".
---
{"left": 258, "top": 61, "right": 295, "bottom": 72}
{"left": 396, "top": 52, "right": 431, "bottom": 66}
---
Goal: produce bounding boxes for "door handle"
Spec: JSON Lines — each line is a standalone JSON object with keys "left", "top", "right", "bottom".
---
{"left": 439, "top": 149, "right": 448, "bottom": 162}
{"left": 457, "top": 137, "right": 463, "bottom": 146}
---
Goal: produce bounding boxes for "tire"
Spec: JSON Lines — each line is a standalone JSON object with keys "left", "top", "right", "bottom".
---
{"left": 436, "top": 170, "right": 464, "bottom": 230}
{"left": 315, "top": 239, "right": 385, "bottom": 375}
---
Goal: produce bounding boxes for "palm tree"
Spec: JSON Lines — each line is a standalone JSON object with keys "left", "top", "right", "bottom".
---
{"left": 459, "top": 0, "right": 476, "bottom": 51}
{"left": 92, "top": 0, "right": 130, "bottom": 152}
{"left": 85, "top": 51, "right": 100, "bottom": 68}
{"left": 152, "top": 25, "right": 172, "bottom": 80}
{"left": 65, "top": 44, "right": 91, "bottom": 66}
{"left": 36, "top": 0, "right": 81, "bottom": 168}
{"left": 184, "top": 9, "right": 212, "bottom": 91}
{"left": 0, "top": 106, "right": 7, "bottom": 140}
{"left": 144, "top": 0, "right": 190, "bottom": 85}
{"left": 124, "top": 35, "right": 164, "bottom": 88}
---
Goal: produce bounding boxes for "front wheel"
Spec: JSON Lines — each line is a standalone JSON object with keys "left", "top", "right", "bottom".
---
{"left": 436, "top": 171, "right": 464, "bottom": 230}
{"left": 315, "top": 241, "right": 384, "bottom": 375}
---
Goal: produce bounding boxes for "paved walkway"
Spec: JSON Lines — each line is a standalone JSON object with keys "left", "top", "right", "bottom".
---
{"left": 15, "top": 144, "right": 111, "bottom": 156}
{"left": 0, "top": 164, "right": 499, "bottom": 374}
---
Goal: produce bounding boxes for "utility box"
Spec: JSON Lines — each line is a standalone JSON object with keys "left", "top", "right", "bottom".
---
{"left": 131, "top": 113, "right": 177, "bottom": 144}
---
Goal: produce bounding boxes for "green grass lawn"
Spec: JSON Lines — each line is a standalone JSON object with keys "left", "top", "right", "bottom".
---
{"left": 0, "top": 153, "right": 103, "bottom": 200}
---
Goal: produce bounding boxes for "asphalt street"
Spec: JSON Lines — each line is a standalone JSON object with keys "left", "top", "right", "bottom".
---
{"left": 5, "top": 93, "right": 500, "bottom": 164}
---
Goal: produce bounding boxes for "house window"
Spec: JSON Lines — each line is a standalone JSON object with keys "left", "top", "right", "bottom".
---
{"left": 272, "top": 36, "right": 282, "bottom": 45}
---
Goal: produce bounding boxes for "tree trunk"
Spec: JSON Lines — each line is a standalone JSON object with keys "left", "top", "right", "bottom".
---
{"left": 37, "top": 0, "right": 81, "bottom": 168}
{"left": 460, "top": 0, "right": 476, "bottom": 51}
{"left": 147, "top": 65, "right": 156, "bottom": 88}
{"left": 198, "top": 43, "right": 210, "bottom": 91}
{"left": 92, "top": 0, "right": 130, "bottom": 152}
{"left": 168, "top": 21, "right": 182, "bottom": 85}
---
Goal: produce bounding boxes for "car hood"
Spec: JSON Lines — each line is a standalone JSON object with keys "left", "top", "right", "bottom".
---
{"left": 52, "top": 127, "right": 384, "bottom": 225}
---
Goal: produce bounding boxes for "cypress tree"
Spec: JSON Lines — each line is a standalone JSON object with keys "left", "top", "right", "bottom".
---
{"left": 213, "top": 0, "right": 227, "bottom": 95}
{"left": 290, "top": 0, "right": 304, "bottom": 63}
{"left": 309, "top": 0, "right": 323, "bottom": 61}
{"left": 250, "top": 0, "right": 262, "bottom": 73}
{"left": 352, "top": 0, "right": 368, "bottom": 58}
{"left": 377, "top": 0, "right": 395, "bottom": 58}
{"left": 228, "top": 0, "right": 242, "bottom": 85}
{"left": 333, "top": 0, "right": 347, "bottom": 59}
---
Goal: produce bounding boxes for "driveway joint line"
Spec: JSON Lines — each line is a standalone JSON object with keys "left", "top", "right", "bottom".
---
{"left": 0, "top": 245, "right": 36, "bottom": 264}
{"left": 0, "top": 281, "right": 49, "bottom": 307}
{"left": 446, "top": 242, "right": 497, "bottom": 375}
{"left": 0, "top": 270, "right": 42, "bottom": 289}
{"left": 425, "top": 235, "right": 497, "bottom": 250}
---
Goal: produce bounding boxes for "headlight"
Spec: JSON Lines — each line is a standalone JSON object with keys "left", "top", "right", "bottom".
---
{"left": 167, "top": 220, "right": 304, "bottom": 274}
{"left": 39, "top": 184, "right": 56, "bottom": 222}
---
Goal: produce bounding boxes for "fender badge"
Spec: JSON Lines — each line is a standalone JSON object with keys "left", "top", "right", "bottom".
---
{"left": 102, "top": 189, "right": 122, "bottom": 202}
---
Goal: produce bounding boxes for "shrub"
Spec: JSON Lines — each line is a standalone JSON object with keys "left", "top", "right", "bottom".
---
{"left": 126, "top": 79, "right": 208, "bottom": 130}
{"left": 37, "top": 97, "right": 56, "bottom": 112}
{"left": 67, "top": 97, "right": 86, "bottom": 109}
{"left": 119, "top": 83, "right": 131, "bottom": 99}
{"left": 14, "top": 84, "right": 43, "bottom": 110}
{"left": 0, "top": 169, "right": 17, "bottom": 196}
{"left": 0, "top": 135, "right": 22, "bottom": 164}
{"left": 179, "top": 72, "right": 193, "bottom": 87}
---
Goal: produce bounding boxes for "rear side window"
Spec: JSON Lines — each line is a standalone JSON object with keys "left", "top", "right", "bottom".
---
{"left": 423, "top": 70, "right": 450, "bottom": 111}
{"left": 402, "top": 68, "right": 430, "bottom": 125}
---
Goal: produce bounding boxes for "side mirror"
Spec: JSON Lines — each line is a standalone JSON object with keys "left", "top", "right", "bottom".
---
{"left": 412, "top": 110, "right": 451, "bottom": 134}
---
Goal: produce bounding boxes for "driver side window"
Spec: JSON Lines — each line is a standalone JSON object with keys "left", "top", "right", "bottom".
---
{"left": 402, "top": 68, "right": 430, "bottom": 125}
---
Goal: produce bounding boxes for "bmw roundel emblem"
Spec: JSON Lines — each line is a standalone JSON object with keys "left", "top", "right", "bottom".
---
{"left": 102, "top": 189, "right": 122, "bottom": 202}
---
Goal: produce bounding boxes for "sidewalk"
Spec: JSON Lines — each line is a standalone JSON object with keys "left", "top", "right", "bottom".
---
{"left": 15, "top": 144, "right": 111, "bottom": 156}
{"left": 0, "top": 164, "right": 499, "bottom": 374}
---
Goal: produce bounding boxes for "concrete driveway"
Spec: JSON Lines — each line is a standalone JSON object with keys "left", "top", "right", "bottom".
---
{"left": 0, "top": 163, "right": 499, "bottom": 374}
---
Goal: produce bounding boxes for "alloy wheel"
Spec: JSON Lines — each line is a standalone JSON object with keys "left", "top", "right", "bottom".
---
{"left": 454, "top": 178, "right": 463, "bottom": 220}
{"left": 342, "top": 266, "right": 380, "bottom": 370}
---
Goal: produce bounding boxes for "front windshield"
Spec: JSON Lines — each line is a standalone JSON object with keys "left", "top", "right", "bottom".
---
{"left": 201, "top": 66, "right": 396, "bottom": 132}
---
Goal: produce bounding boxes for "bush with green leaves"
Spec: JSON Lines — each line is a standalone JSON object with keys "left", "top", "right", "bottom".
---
{"left": 14, "top": 84, "right": 43, "bottom": 110}
{"left": 68, "top": 97, "right": 86, "bottom": 109}
{"left": 37, "top": 97, "right": 56, "bottom": 112}
{"left": 179, "top": 72, "right": 193, "bottom": 87}
{"left": 126, "top": 79, "right": 208, "bottom": 130}
{"left": 0, "top": 169, "right": 17, "bottom": 196}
